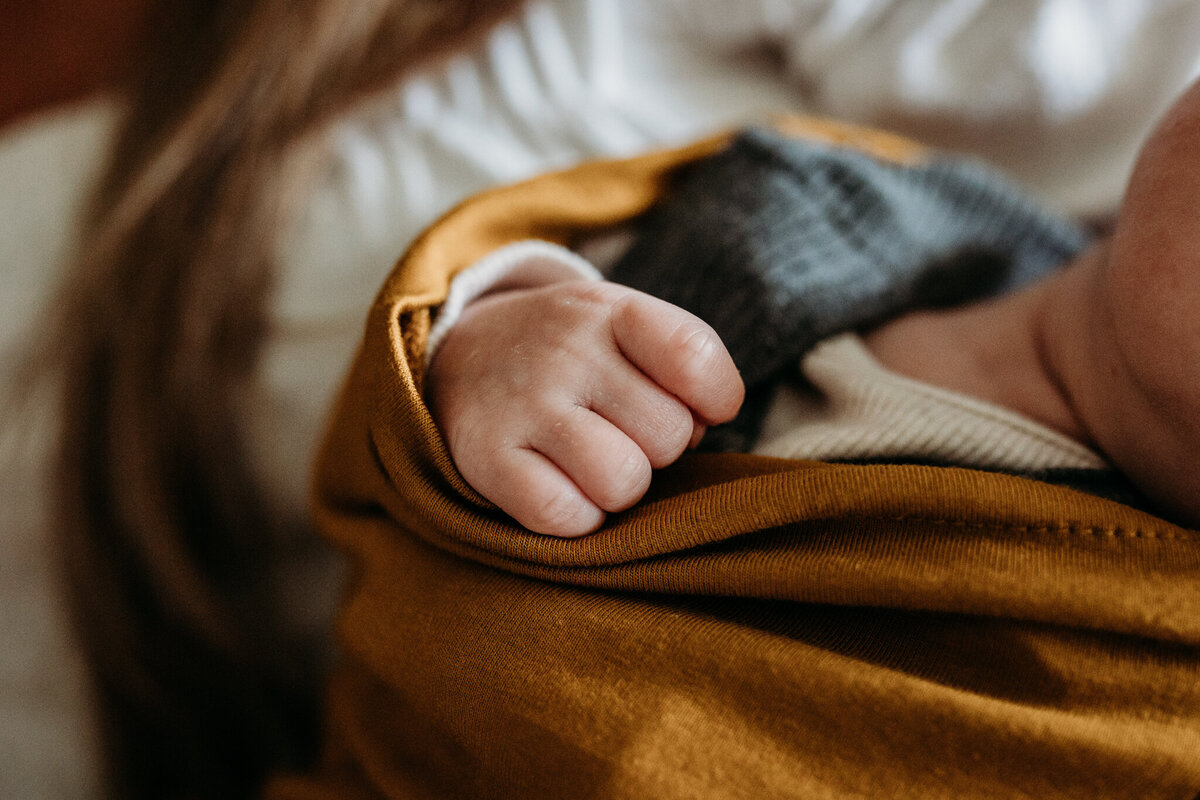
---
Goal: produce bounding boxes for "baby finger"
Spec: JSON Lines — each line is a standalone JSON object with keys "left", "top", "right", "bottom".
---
{"left": 527, "top": 404, "right": 653, "bottom": 514}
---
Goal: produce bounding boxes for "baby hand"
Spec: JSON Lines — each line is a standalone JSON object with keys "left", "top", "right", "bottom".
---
{"left": 426, "top": 280, "right": 744, "bottom": 536}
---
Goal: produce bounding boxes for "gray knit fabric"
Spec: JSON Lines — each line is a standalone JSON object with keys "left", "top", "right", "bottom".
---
{"left": 610, "top": 128, "right": 1090, "bottom": 451}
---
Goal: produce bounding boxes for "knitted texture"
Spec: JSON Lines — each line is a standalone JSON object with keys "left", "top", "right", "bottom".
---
{"left": 610, "top": 128, "right": 1089, "bottom": 449}
{"left": 754, "top": 333, "right": 1107, "bottom": 472}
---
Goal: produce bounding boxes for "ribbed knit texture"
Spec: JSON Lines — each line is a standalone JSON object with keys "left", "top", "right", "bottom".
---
{"left": 755, "top": 332, "right": 1108, "bottom": 472}
{"left": 610, "top": 127, "right": 1089, "bottom": 450}
{"left": 268, "top": 122, "right": 1200, "bottom": 800}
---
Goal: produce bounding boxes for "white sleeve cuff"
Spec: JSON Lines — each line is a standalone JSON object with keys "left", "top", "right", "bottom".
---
{"left": 425, "top": 239, "right": 603, "bottom": 361}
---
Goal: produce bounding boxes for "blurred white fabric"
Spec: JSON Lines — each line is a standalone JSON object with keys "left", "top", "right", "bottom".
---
{"left": 0, "top": 101, "right": 116, "bottom": 800}
{"left": 2, "top": 0, "right": 1199, "bottom": 796}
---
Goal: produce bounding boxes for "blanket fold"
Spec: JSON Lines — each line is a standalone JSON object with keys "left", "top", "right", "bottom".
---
{"left": 267, "top": 119, "right": 1200, "bottom": 800}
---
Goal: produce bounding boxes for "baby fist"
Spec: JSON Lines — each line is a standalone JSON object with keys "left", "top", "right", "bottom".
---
{"left": 426, "top": 280, "right": 743, "bottom": 536}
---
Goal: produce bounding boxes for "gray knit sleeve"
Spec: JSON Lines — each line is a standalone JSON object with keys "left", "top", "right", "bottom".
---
{"left": 609, "top": 128, "right": 1089, "bottom": 451}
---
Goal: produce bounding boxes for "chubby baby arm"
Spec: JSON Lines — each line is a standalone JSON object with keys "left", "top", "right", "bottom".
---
{"left": 426, "top": 279, "right": 744, "bottom": 537}
{"left": 1035, "top": 79, "right": 1200, "bottom": 527}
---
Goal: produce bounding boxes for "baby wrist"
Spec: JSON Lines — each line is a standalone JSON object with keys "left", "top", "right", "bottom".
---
{"left": 425, "top": 239, "right": 602, "bottom": 360}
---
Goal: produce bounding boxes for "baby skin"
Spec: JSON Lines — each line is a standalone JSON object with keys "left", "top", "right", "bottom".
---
{"left": 427, "top": 79, "right": 1200, "bottom": 536}
{"left": 427, "top": 280, "right": 744, "bottom": 535}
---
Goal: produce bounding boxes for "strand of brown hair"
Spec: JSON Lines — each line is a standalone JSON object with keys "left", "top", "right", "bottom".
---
{"left": 50, "top": 1, "right": 522, "bottom": 797}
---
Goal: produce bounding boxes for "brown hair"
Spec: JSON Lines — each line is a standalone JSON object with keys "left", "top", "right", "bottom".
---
{"left": 50, "top": 1, "right": 521, "bottom": 797}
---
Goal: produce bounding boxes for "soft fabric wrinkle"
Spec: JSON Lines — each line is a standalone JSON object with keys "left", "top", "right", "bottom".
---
{"left": 276, "top": 119, "right": 1200, "bottom": 800}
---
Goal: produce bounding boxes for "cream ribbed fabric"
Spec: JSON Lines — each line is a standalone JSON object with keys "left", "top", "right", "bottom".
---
{"left": 754, "top": 332, "right": 1108, "bottom": 472}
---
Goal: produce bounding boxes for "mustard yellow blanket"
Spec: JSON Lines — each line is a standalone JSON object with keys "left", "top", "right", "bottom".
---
{"left": 269, "top": 121, "right": 1200, "bottom": 800}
